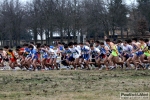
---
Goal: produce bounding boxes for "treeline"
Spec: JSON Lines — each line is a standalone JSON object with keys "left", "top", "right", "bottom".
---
{"left": 0, "top": 0, "right": 150, "bottom": 46}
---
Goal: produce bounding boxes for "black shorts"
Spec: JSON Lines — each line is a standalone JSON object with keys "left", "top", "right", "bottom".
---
{"left": 79, "top": 55, "right": 83, "bottom": 58}
{"left": 123, "top": 54, "right": 129, "bottom": 60}
{"left": 107, "top": 54, "right": 110, "bottom": 57}
{"left": 61, "top": 60, "right": 68, "bottom": 66}
{"left": 68, "top": 57, "right": 75, "bottom": 61}
{"left": 91, "top": 55, "right": 95, "bottom": 62}
{"left": 3, "top": 58, "right": 9, "bottom": 62}
{"left": 91, "top": 58, "right": 95, "bottom": 62}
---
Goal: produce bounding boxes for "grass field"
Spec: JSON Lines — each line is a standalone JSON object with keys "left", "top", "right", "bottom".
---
{"left": 0, "top": 70, "right": 150, "bottom": 100}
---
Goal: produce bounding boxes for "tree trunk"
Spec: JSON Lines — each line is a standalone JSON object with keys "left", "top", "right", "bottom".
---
{"left": 9, "top": 32, "right": 12, "bottom": 48}
{"left": 45, "top": 30, "right": 49, "bottom": 44}
{"left": 94, "top": 30, "right": 97, "bottom": 41}
{"left": 11, "top": 39, "right": 15, "bottom": 48}
{"left": 2, "top": 35, "right": 4, "bottom": 46}
{"left": 15, "top": 30, "right": 18, "bottom": 46}
{"left": 67, "top": 28, "right": 70, "bottom": 43}
{"left": 50, "top": 30, "right": 53, "bottom": 45}
{"left": 121, "top": 27, "right": 123, "bottom": 40}
{"left": 33, "top": 28, "right": 37, "bottom": 43}
{"left": 40, "top": 34, "right": 43, "bottom": 44}
{"left": 73, "top": 30, "right": 76, "bottom": 42}
{"left": 80, "top": 29, "right": 83, "bottom": 43}
{"left": 112, "top": 27, "right": 115, "bottom": 40}
{"left": 47, "top": 29, "right": 50, "bottom": 45}
{"left": 40, "top": 29, "right": 43, "bottom": 44}
{"left": 105, "top": 28, "right": 109, "bottom": 38}
{"left": 18, "top": 33, "right": 20, "bottom": 46}
{"left": 1, "top": 40, "right": 3, "bottom": 47}
{"left": 86, "top": 33, "right": 88, "bottom": 40}
{"left": 127, "top": 29, "right": 128, "bottom": 39}
{"left": 60, "top": 28, "right": 63, "bottom": 43}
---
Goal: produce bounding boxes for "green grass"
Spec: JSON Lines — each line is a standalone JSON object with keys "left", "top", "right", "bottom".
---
{"left": 0, "top": 70, "right": 149, "bottom": 100}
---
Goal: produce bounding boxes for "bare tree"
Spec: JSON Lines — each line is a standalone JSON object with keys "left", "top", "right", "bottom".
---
{"left": 0, "top": 0, "right": 25, "bottom": 46}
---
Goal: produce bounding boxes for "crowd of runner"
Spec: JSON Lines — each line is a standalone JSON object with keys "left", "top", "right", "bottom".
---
{"left": 0, "top": 37, "right": 150, "bottom": 71}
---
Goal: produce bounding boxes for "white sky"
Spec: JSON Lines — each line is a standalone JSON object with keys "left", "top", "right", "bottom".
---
{"left": 20, "top": 0, "right": 30, "bottom": 3}
{"left": 20, "top": 0, "right": 137, "bottom": 5}
{"left": 125, "top": 0, "right": 137, "bottom": 5}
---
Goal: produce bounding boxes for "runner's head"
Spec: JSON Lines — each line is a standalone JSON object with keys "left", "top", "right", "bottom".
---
{"left": 57, "top": 42, "right": 61, "bottom": 47}
{"left": 95, "top": 41, "right": 100, "bottom": 47}
{"left": 105, "top": 39, "right": 111, "bottom": 45}
{"left": 74, "top": 42, "right": 78, "bottom": 46}
{"left": 8, "top": 49, "right": 13, "bottom": 53}
{"left": 123, "top": 40, "right": 128, "bottom": 46}
{"left": 139, "top": 38, "right": 144, "bottom": 44}
{"left": 16, "top": 46, "right": 21, "bottom": 49}
{"left": 64, "top": 44, "right": 68, "bottom": 50}
{"left": 90, "top": 44, "right": 94, "bottom": 50}
{"left": 40, "top": 45, "right": 45, "bottom": 50}
{"left": 30, "top": 42, "right": 34, "bottom": 45}
{"left": 46, "top": 44, "right": 50, "bottom": 49}
{"left": 127, "top": 39, "right": 132, "bottom": 45}
{"left": 23, "top": 43, "right": 29, "bottom": 48}
{"left": 43, "top": 44, "right": 47, "bottom": 48}
{"left": 100, "top": 42, "right": 105, "bottom": 47}
{"left": 16, "top": 48, "right": 22, "bottom": 55}
{"left": 79, "top": 43, "right": 83, "bottom": 47}
{"left": 132, "top": 38, "right": 138, "bottom": 43}
{"left": 36, "top": 43, "right": 41, "bottom": 49}
{"left": 3, "top": 46, "right": 9, "bottom": 51}
{"left": 85, "top": 40, "right": 90, "bottom": 46}
{"left": 144, "top": 39, "right": 149, "bottom": 44}
{"left": 68, "top": 42, "right": 73, "bottom": 48}
{"left": 117, "top": 40, "right": 122, "bottom": 45}
{"left": 28, "top": 45, "right": 34, "bottom": 50}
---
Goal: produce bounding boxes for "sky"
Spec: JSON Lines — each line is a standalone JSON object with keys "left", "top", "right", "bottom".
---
{"left": 20, "top": 0, "right": 137, "bottom": 5}
{"left": 125, "top": 0, "right": 137, "bottom": 5}
{"left": 20, "top": 0, "right": 30, "bottom": 3}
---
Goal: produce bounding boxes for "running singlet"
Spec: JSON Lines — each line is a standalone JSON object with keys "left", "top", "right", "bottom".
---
{"left": 49, "top": 48, "right": 57, "bottom": 58}
{"left": 82, "top": 46, "right": 90, "bottom": 54}
{"left": 117, "top": 45, "right": 123, "bottom": 54}
{"left": 59, "top": 46, "right": 64, "bottom": 51}
{"left": 142, "top": 44, "right": 150, "bottom": 57}
{"left": 70, "top": 47, "right": 79, "bottom": 59}
{"left": 111, "top": 45, "right": 118, "bottom": 56}
{"left": 91, "top": 48, "right": 100, "bottom": 56}
{"left": 81, "top": 47, "right": 85, "bottom": 55}
{"left": 74, "top": 46, "right": 81, "bottom": 56}
{"left": 65, "top": 49, "right": 72, "bottom": 57}
{"left": 24, "top": 48, "right": 30, "bottom": 57}
{"left": 100, "top": 47, "right": 106, "bottom": 55}
{"left": 7, "top": 51, "right": 16, "bottom": 62}
{"left": 19, "top": 48, "right": 24, "bottom": 55}
{"left": 82, "top": 46, "right": 90, "bottom": 60}
{"left": 135, "top": 43, "right": 145, "bottom": 56}
{"left": 123, "top": 45, "right": 133, "bottom": 57}
{"left": 133, "top": 44, "right": 137, "bottom": 50}
{"left": 40, "top": 50, "right": 48, "bottom": 58}
{"left": 30, "top": 49, "right": 38, "bottom": 60}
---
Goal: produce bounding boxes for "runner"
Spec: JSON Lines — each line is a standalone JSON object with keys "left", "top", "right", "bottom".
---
{"left": 105, "top": 39, "right": 120, "bottom": 70}
{"left": 90, "top": 44, "right": 100, "bottom": 69}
